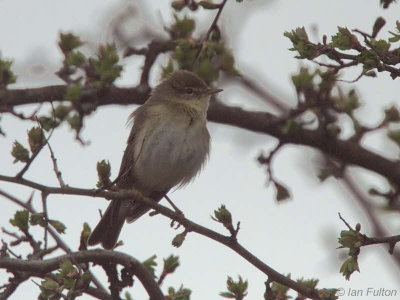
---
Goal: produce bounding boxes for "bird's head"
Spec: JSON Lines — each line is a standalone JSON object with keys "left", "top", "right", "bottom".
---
{"left": 152, "top": 70, "right": 223, "bottom": 110}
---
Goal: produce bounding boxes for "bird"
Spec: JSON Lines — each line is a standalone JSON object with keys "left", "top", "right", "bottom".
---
{"left": 87, "top": 70, "right": 223, "bottom": 249}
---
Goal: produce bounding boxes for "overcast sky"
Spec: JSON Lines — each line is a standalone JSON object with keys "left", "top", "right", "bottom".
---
{"left": 0, "top": 0, "right": 399, "bottom": 299}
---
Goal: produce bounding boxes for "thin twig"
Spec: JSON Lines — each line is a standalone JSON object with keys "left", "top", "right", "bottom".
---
{"left": 341, "top": 173, "right": 400, "bottom": 268}
{"left": 47, "top": 142, "right": 66, "bottom": 188}
{"left": 338, "top": 213, "right": 400, "bottom": 254}
{"left": 41, "top": 192, "right": 49, "bottom": 250}
{"left": 192, "top": 0, "right": 228, "bottom": 65}
{"left": 16, "top": 114, "right": 57, "bottom": 178}
{"left": 0, "top": 189, "right": 108, "bottom": 293}
{"left": 338, "top": 212, "right": 354, "bottom": 231}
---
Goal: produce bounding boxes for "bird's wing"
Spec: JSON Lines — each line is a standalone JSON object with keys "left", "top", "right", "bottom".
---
{"left": 116, "top": 104, "right": 149, "bottom": 189}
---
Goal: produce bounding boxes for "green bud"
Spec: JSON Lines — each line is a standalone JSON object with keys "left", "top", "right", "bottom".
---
{"left": 9, "top": 210, "right": 30, "bottom": 232}
{"left": 49, "top": 219, "right": 66, "bottom": 234}
{"left": 296, "top": 277, "right": 319, "bottom": 289}
{"left": 212, "top": 205, "right": 232, "bottom": 226}
{"left": 388, "top": 32, "right": 400, "bottom": 43}
{"left": 161, "top": 59, "right": 175, "bottom": 79}
{"left": 28, "top": 126, "right": 45, "bottom": 153}
{"left": 11, "top": 141, "right": 30, "bottom": 163}
{"left": 220, "top": 276, "right": 248, "bottom": 299}
{"left": 59, "top": 32, "right": 83, "bottom": 53}
{"left": 96, "top": 159, "right": 111, "bottom": 188}
{"left": 172, "top": 231, "right": 187, "bottom": 248}
{"left": 142, "top": 255, "right": 157, "bottom": 278}
{"left": 41, "top": 277, "right": 59, "bottom": 291}
{"left": 59, "top": 259, "right": 74, "bottom": 276}
{"left": 75, "top": 271, "right": 92, "bottom": 290}
{"left": 66, "top": 50, "right": 86, "bottom": 67}
{"left": 271, "top": 279, "right": 290, "bottom": 294}
{"left": 335, "top": 89, "right": 360, "bottom": 113}
{"left": 291, "top": 67, "right": 314, "bottom": 88}
{"left": 80, "top": 222, "right": 91, "bottom": 242}
{"left": 66, "top": 113, "right": 81, "bottom": 131}
{"left": 358, "top": 50, "right": 379, "bottom": 71}
{"left": 370, "top": 39, "right": 390, "bottom": 52}
{"left": 30, "top": 213, "right": 46, "bottom": 227}
{"left": 331, "top": 27, "right": 356, "bottom": 50}
{"left": 340, "top": 257, "right": 360, "bottom": 280}
{"left": 318, "top": 288, "right": 339, "bottom": 300}
{"left": 388, "top": 21, "right": 400, "bottom": 42}
{"left": 170, "top": 15, "right": 195, "bottom": 39}
{"left": 89, "top": 44, "right": 122, "bottom": 87}
{"left": 338, "top": 230, "right": 361, "bottom": 249}
{"left": 38, "top": 116, "right": 59, "bottom": 131}
{"left": 163, "top": 255, "right": 180, "bottom": 274}
{"left": 284, "top": 27, "right": 317, "bottom": 59}
{"left": 54, "top": 104, "right": 71, "bottom": 120}
{"left": 167, "top": 285, "right": 191, "bottom": 300}
{"left": 0, "top": 59, "right": 17, "bottom": 89}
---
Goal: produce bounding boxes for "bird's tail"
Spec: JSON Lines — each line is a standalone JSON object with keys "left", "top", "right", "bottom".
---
{"left": 87, "top": 200, "right": 125, "bottom": 250}
{"left": 87, "top": 190, "right": 167, "bottom": 249}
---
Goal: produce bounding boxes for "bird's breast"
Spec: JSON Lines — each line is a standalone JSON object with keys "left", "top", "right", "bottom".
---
{"left": 133, "top": 115, "right": 210, "bottom": 193}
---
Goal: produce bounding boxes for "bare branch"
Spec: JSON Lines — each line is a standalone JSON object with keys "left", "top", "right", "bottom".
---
{"left": 47, "top": 142, "right": 66, "bottom": 188}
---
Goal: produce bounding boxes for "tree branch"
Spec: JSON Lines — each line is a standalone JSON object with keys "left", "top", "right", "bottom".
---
{"left": 0, "top": 189, "right": 108, "bottom": 294}
{"left": 0, "top": 250, "right": 163, "bottom": 300}
{"left": 2, "top": 86, "right": 400, "bottom": 187}
{"left": 341, "top": 173, "right": 400, "bottom": 265}
{"left": 0, "top": 177, "right": 327, "bottom": 299}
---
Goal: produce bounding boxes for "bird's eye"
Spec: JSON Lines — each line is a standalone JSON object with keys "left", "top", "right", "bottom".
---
{"left": 185, "top": 88, "right": 194, "bottom": 94}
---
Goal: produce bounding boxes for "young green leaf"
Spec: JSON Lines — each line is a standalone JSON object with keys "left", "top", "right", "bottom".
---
{"left": 49, "top": 220, "right": 66, "bottom": 234}
{"left": 0, "top": 59, "right": 17, "bottom": 89}
{"left": 96, "top": 159, "right": 112, "bottom": 188}
{"left": 10, "top": 210, "right": 30, "bottom": 232}
{"left": 59, "top": 32, "right": 83, "bottom": 53}
{"left": 28, "top": 126, "right": 45, "bottom": 153}
{"left": 11, "top": 141, "right": 30, "bottom": 163}
{"left": 142, "top": 255, "right": 158, "bottom": 278}
{"left": 163, "top": 255, "right": 180, "bottom": 274}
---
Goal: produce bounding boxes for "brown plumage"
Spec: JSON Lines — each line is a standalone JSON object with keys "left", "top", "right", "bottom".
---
{"left": 87, "top": 70, "right": 222, "bottom": 249}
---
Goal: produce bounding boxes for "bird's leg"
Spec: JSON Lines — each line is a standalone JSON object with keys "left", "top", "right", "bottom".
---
{"left": 164, "top": 195, "right": 185, "bottom": 229}
{"left": 164, "top": 195, "right": 183, "bottom": 214}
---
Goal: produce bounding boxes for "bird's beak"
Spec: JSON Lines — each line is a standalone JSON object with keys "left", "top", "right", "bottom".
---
{"left": 204, "top": 88, "right": 223, "bottom": 95}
